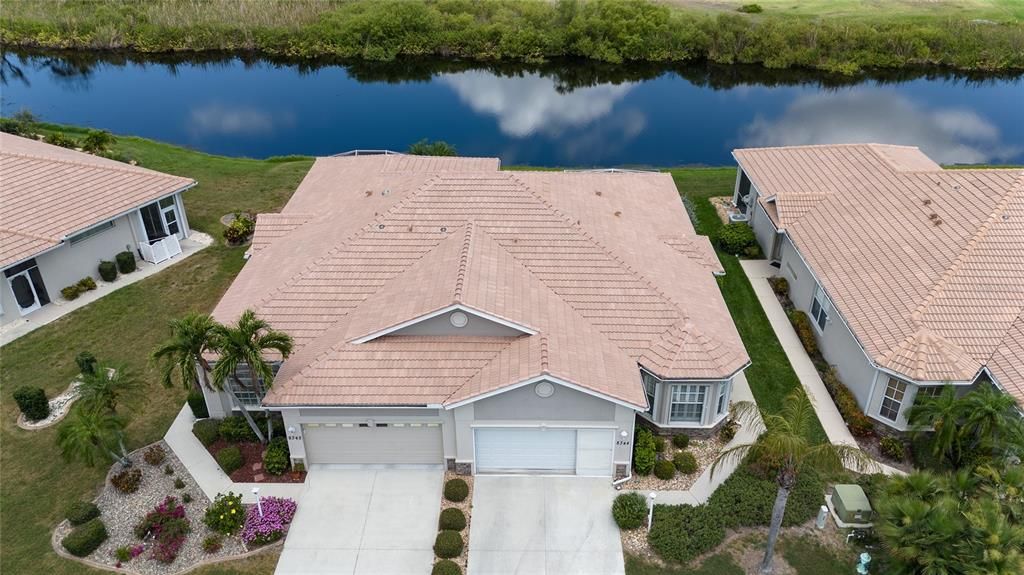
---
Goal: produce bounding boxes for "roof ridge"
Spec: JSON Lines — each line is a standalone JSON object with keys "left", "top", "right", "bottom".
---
{"left": 540, "top": 334, "right": 549, "bottom": 373}
{"left": 453, "top": 220, "right": 473, "bottom": 302}
{"left": 910, "top": 172, "right": 1024, "bottom": 326}
{"left": 1, "top": 148, "right": 190, "bottom": 181}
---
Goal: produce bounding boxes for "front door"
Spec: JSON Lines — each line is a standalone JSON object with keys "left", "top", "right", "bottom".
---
{"left": 159, "top": 197, "right": 183, "bottom": 239}
{"left": 4, "top": 259, "right": 50, "bottom": 315}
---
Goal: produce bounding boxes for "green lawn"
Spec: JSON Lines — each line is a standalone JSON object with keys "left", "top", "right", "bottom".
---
{"left": 667, "top": 168, "right": 827, "bottom": 443}
{"left": 675, "top": 0, "right": 1024, "bottom": 21}
{"left": 625, "top": 552, "right": 744, "bottom": 575}
{"left": 0, "top": 129, "right": 312, "bottom": 575}
{"left": 780, "top": 534, "right": 857, "bottom": 575}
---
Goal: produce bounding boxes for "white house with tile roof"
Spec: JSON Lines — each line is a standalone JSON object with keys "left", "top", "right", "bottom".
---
{"left": 203, "top": 154, "right": 749, "bottom": 478}
{"left": 0, "top": 133, "right": 195, "bottom": 328}
{"left": 732, "top": 143, "right": 1024, "bottom": 432}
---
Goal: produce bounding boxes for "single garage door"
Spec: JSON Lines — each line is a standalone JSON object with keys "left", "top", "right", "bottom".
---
{"left": 302, "top": 422, "right": 443, "bottom": 465}
{"left": 474, "top": 428, "right": 614, "bottom": 476}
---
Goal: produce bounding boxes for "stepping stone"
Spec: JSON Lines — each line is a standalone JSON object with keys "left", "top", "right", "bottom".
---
{"left": 251, "top": 462, "right": 262, "bottom": 471}
{"left": 254, "top": 473, "right": 265, "bottom": 482}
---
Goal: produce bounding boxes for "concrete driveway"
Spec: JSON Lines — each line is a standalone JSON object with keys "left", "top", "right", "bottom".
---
{"left": 275, "top": 465, "right": 444, "bottom": 575}
{"left": 468, "top": 476, "right": 625, "bottom": 575}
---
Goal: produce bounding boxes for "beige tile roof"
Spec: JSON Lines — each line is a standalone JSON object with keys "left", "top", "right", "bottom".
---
{"left": 0, "top": 133, "right": 194, "bottom": 268}
{"left": 214, "top": 157, "right": 747, "bottom": 407}
{"left": 734, "top": 143, "right": 1024, "bottom": 403}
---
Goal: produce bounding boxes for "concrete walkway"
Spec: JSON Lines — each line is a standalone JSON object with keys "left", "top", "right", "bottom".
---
{"left": 740, "top": 259, "right": 903, "bottom": 476}
{"left": 625, "top": 371, "right": 763, "bottom": 505}
{"left": 163, "top": 405, "right": 305, "bottom": 504}
{"left": 1, "top": 233, "right": 212, "bottom": 346}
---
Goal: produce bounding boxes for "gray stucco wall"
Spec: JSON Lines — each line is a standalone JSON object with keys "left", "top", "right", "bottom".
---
{"left": 392, "top": 309, "right": 525, "bottom": 337}
{"left": 472, "top": 382, "right": 616, "bottom": 421}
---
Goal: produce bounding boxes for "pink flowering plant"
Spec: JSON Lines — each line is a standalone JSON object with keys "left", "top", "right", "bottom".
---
{"left": 134, "top": 496, "right": 190, "bottom": 564}
{"left": 241, "top": 497, "right": 298, "bottom": 547}
{"left": 204, "top": 491, "right": 244, "bottom": 535}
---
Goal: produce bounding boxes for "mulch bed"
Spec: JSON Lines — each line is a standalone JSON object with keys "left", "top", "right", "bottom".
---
{"left": 204, "top": 440, "right": 306, "bottom": 484}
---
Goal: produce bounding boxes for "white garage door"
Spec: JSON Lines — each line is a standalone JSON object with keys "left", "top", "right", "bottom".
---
{"left": 303, "top": 423, "right": 443, "bottom": 465}
{"left": 474, "top": 428, "right": 614, "bottom": 476}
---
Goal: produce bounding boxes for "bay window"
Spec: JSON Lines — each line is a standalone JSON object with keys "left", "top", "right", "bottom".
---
{"left": 669, "top": 384, "right": 706, "bottom": 424}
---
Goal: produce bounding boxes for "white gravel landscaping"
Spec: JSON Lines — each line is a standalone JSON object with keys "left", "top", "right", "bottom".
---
{"left": 623, "top": 435, "right": 725, "bottom": 491}
{"left": 52, "top": 440, "right": 265, "bottom": 575}
{"left": 17, "top": 379, "right": 83, "bottom": 430}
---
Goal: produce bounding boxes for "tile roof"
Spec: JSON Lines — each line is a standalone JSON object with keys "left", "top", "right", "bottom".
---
{"left": 213, "top": 156, "right": 747, "bottom": 408}
{"left": 734, "top": 143, "right": 1024, "bottom": 403}
{"left": 0, "top": 133, "right": 194, "bottom": 268}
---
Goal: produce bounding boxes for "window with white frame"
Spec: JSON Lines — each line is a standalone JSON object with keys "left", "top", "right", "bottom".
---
{"left": 915, "top": 386, "right": 944, "bottom": 403}
{"left": 717, "top": 381, "right": 730, "bottom": 415}
{"left": 880, "top": 377, "right": 908, "bottom": 421}
{"left": 641, "top": 371, "right": 658, "bottom": 416}
{"left": 670, "top": 384, "right": 706, "bottom": 423}
{"left": 810, "top": 284, "right": 831, "bottom": 331}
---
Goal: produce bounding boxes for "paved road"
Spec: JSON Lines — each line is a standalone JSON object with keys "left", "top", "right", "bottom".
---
{"left": 468, "top": 476, "right": 625, "bottom": 575}
{"left": 275, "top": 465, "right": 443, "bottom": 575}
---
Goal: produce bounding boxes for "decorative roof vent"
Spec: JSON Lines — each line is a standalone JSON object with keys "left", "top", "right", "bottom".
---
{"left": 535, "top": 381, "right": 555, "bottom": 398}
{"left": 450, "top": 311, "right": 469, "bottom": 328}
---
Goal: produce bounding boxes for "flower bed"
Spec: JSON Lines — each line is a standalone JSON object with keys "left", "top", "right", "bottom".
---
{"left": 202, "top": 438, "right": 306, "bottom": 483}
{"left": 434, "top": 471, "right": 474, "bottom": 573}
{"left": 624, "top": 435, "right": 724, "bottom": 492}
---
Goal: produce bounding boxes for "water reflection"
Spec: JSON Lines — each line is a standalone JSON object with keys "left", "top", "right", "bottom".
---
{"left": 188, "top": 103, "right": 295, "bottom": 137}
{"left": 742, "top": 89, "right": 1019, "bottom": 164}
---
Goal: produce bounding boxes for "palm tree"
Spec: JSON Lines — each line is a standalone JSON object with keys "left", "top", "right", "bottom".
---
{"left": 56, "top": 409, "right": 132, "bottom": 468}
{"left": 960, "top": 385, "right": 1023, "bottom": 458}
{"left": 711, "top": 389, "right": 874, "bottom": 574}
{"left": 77, "top": 363, "right": 137, "bottom": 414}
{"left": 210, "top": 309, "right": 293, "bottom": 444}
{"left": 151, "top": 312, "right": 219, "bottom": 394}
{"left": 908, "top": 384, "right": 961, "bottom": 464}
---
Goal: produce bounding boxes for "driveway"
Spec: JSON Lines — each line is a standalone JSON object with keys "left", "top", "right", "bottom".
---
{"left": 468, "top": 476, "right": 625, "bottom": 575}
{"left": 275, "top": 465, "right": 444, "bottom": 575}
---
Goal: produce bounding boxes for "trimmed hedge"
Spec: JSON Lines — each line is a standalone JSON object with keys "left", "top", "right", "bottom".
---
{"left": 219, "top": 415, "right": 257, "bottom": 442}
{"left": 715, "top": 223, "right": 757, "bottom": 255}
{"left": 187, "top": 391, "right": 210, "bottom": 418}
{"left": 215, "top": 446, "right": 244, "bottom": 474}
{"left": 788, "top": 310, "right": 819, "bottom": 357}
{"left": 671, "top": 434, "right": 690, "bottom": 449}
{"left": 13, "top": 385, "right": 49, "bottom": 421}
{"left": 674, "top": 451, "right": 698, "bottom": 475}
{"left": 432, "top": 559, "right": 462, "bottom": 575}
{"left": 433, "top": 530, "right": 464, "bottom": 559}
{"left": 633, "top": 427, "right": 657, "bottom": 475}
{"left": 439, "top": 508, "right": 467, "bottom": 531}
{"left": 61, "top": 517, "right": 108, "bottom": 557}
{"left": 115, "top": 250, "right": 136, "bottom": 274}
{"left": 66, "top": 501, "right": 100, "bottom": 526}
{"left": 193, "top": 419, "right": 220, "bottom": 446}
{"left": 654, "top": 460, "right": 676, "bottom": 480}
{"left": 648, "top": 504, "right": 725, "bottom": 564}
{"left": 611, "top": 492, "right": 647, "bottom": 530}
{"left": 653, "top": 436, "right": 666, "bottom": 453}
{"left": 263, "top": 437, "right": 290, "bottom": 475}
{"left": 823, "top": 368, "right": 874, "bottom": 438}
{"left": 98, "top": 260, "right": 117, "bottom": 282}
{"left": 444, "top": 478, "right": 469, "bottom": 503}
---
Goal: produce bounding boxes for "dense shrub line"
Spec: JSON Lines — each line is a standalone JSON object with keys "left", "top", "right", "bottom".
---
{"left": 2, "top": 0, "right": 1022, "bottom": 73}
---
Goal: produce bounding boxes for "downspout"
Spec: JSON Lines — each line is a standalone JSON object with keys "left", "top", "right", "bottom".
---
{"left": 612, "top": 466, "right": 633, "bottom": 487}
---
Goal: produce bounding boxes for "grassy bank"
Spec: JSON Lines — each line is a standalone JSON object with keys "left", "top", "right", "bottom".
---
{"left": 2, "top": 0, "right": 1023, "bottom": 74}
{"left": 0, "top": 128, "right": 312, "bottom": 575}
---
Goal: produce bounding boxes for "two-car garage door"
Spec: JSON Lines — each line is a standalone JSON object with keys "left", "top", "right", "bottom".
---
{"left": 303, "top": 423, "right": 443, "bottom": 465}
{"left": 474, "top": 427, "right": 614, "bottom": 476}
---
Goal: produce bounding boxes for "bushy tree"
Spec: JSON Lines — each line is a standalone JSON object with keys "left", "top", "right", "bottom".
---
{"left": 407, "top": 139, "right": 457, "bottom": 156}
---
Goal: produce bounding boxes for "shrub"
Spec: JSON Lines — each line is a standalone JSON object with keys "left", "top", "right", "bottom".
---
{"left": 115, "top": 250, "right": 136, "bottom": 274}
{"left": 648, "top": 504, "right": 725, "bottom": 564}
{"left": 612, "top": 492, "right": 647, "bottom": 530}
{"left": 75, "top": 351, "right": 98, "bottom": 375}
{"left": 439, "top": 507, "right": 467, "bottom": 531}
{"left": 77, "top": 276, "right": 97, "bottom": 291}
{"left": 202, "top": 534, "right": 223, "bottom": 553}
{"left": 738, "top": 3, "right": 763, "bottom": 13}
{"left": 671, "top": 434, "right": 690, "bottom": 449}
{"left": 187, "top": 391, "right": 209, "bottom": 418}
{"left": 654, "top": 460, "right": 676, "bottom": 480}
{"left": 110, "top": 467, "right": 142, "bottom": 493}
{"left": 241, "top": 496, "right": 297, "bottom": 546}
{"left": 223, "top": 215, "right": 256, "bottom": 244}
{"left": 144, "top": 444, "right": 167, "bottom": 465}
{"left": 444, "top": 478, "right": 469, "bottom": 502}
{"left": 408, "top": 139, "right": 457, "bottom": 156}
{"left": 215, "top": 446, "right": 244, "bottom": 474}
{"left": 823, "top": 369, "right": 874, "bottom": 438}
{"left": 879, "top": 436, "right": 905, "bottom": 460}
{"left": 182, "top": 492, "right": 193, "bottom": 504}
{"left": 219, "top": 415, "right": 257, "bottom": 442}
{"left": 633, "top": 427, "right": 657, "bottom": 475}
{"left": 135, "top": 496, "right": 190, "bottom": 564}
{"left": 115, "top": 545, "right": 131, "bottom": 562}
{"left": 66, "top": 501, "right": 100, "bottom": 526}
{"left": 707, "top": 466, "right": 823, "bottom": 530}
{"left": 432, "top": 559, "right": 462, "bottom": 575}
{"left": 674, "top": 451, "right": 698, "bottom": 475}
{"left": 715, "top": 223, "right": 757, "bottom": 255}
{"left": 767, "top": 276, "right": 789, "bottom": 298}
{"left": 788, "top": 310, "right": 819, "bottom": 357}
{"left": 193, "top": 418, "right": 220, "bottom": 446}
{"left": 719, "top": 419, "right": 739, "bottom": 443}
{"left": 98, "top": 260, "right": 117, "bottom": 282}
{"left": 263, "top": 437, "right": 291, "bottom": 476}
{"left": 13, "top": 386, "right": 49, "bottom": 421}
{"left": 61, "top": 517, "right": 108, "bottom": 557}
{"left": 174, "top": 477, "right": 186, "bottom": 489}
{"left": 164, "top": 464, "right": 174, "bottom": 475}
{"left": 61, "top": 284, "right": 83, "bottom": 300}
{"left": 204, "top": 492, "right": 245, "bottom": 535}
{"left": 433, "top": 530, "right": 464, "bottom": 559}
{"left": 653, "top": 436, "right": 666, "bottom": 453}
{"left": 44, "top": 131, "right": 77, "bottom": 148}
{"left": 82, "top": 129, "right": 115, "bottom": 153}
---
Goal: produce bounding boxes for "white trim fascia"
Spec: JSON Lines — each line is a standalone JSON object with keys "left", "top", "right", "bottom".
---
{"left": 261, "top": 403, "right": 443, "bottom": 409}
{"left": 638, "top": 362, "right": 752, "bottom": 385}
{"left": 443, "top": 374, "right": 645, "bottom": 411}
{"left": 350, "top": 303, "right": 536, "bottom": 344}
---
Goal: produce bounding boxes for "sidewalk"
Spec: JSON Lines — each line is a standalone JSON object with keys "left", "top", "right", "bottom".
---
{"left": 625, "top": 370, "right": 764, "bottom": 505}
{"left": 740, "top": 260, "right": 903, "bottom": 476}
{"left": 164, "top": 405, "right": 305, "bottom": 504}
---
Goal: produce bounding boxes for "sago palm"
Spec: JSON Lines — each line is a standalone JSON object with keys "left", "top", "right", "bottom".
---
{"left": 711, "top": 389, "right": 874, "bottom": 574}
{"left": 77, "top": 363, "right": 137, "bottom": 414}
{"left": 56, "top": 408, "right": 131, "bottom": 468}
{"left": 151, "top": 311, "right": 219, "bottom": 393}
{"left": 211, "top": 309, "right": 293, "bottom": 444}
{"left": 908, "top": 384, "right": 961, "bottom": 464}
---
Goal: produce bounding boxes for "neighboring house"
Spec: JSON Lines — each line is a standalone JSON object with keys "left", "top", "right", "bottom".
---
{"left": 732, "top": 143, "right": 1024, "bottom": 432}
{"left": 0, "top": 133, "right": 195, "bottom": 327}
{"left": 204, "top": 154, "right": 748, "bottom": 478}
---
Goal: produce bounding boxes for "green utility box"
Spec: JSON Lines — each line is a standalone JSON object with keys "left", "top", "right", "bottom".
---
{"left": 831, "top": 484, "right": 873, "bottom": 523}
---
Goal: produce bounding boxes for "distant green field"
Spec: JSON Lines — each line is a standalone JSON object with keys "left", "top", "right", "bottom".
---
{"left": 670, "top": 0, "right": 1024, "bottom": 21}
